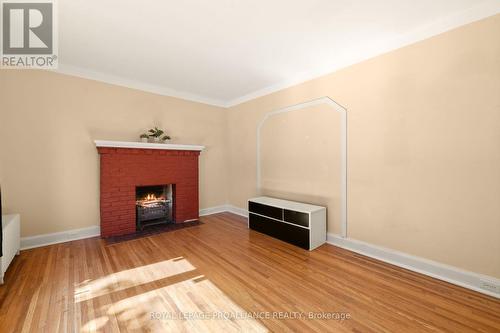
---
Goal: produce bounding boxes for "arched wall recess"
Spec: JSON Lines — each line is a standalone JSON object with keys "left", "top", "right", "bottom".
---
{"left": 256, "top": 97, "right": 347, "bottom": 238}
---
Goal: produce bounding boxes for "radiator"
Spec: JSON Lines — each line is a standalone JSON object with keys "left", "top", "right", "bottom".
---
{"left": 1, "top": 214, "right": 20, "bottom": 284}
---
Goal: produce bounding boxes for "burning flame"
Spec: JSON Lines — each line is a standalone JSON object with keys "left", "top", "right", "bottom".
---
{"left": 137, "top": 193, "right": 167, "bottom": 207}
{"left": 144, "top": 194, "right": 157, "bottom": 201}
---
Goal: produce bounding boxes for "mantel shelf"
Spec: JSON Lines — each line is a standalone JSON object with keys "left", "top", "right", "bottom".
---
{"left": 94, "top": 140, "right": 205, "bottom": 151}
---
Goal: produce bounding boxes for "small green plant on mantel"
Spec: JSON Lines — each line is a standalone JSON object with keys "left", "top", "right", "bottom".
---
{"left": 148, "top": 127, "right": 164, "bottom": 141}
{"left": 139, "top": 127, "right": 172, "bottom": 143}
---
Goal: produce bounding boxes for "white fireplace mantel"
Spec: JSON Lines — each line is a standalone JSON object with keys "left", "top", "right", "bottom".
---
{"left": 94, "top": 140, "right": 205, "bottom": 151}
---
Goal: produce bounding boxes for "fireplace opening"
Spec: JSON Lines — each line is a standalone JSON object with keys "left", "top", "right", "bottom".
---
{"left": 136, "top": 184, "right": 174, "bottom": 230}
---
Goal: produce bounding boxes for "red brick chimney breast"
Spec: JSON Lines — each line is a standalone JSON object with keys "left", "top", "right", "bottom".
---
{"left": 97, "top": 147, "right": 200, "bottom": 237}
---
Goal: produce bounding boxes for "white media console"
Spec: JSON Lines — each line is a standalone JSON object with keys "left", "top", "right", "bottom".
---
{"left": 248, "top": 197, "right": 326, "bottom": 250}
{"left": 1, "top": 214, "right": 21, "bottom": 284}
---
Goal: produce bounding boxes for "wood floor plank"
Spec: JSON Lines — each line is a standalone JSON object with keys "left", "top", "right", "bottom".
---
{"left": 0, "top": 212, "right": 499, "bottom": 332}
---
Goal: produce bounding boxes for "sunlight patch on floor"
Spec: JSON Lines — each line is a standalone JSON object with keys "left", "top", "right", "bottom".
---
{"left": 81, "top": 316, "right": 109, "bottom": 332}
{"left": 77, "top": 259, "right": 267, "bottom": 332}
{"left": 75, "top": 257, "right": 195, "bottom": 303}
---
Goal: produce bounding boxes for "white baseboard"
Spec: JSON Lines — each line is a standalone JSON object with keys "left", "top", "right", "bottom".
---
{"left": 17, "top": 206, "right": 500, "bottom": 299}
{"left": 21, "top": 225, "right": 100, "bottom": 250}
{"left": 213, "top": 205, "right": 500, "bottom": 299}
{"left": 225, "top": 204, "right": 249, "bottom": 217}
{"left": 20, "top": 205, "right": 239, "bottom": 250}
{"left": 200, "top": 204, "right": 249, "bottom": 218}
{"left": 199, "top": 205, "right": 230, "bottom": 216}
{"left": 327, "top": 233, "right": 500, "bottom": 299}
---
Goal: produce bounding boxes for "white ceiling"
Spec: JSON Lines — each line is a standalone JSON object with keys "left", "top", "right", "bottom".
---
{"left": 58, "top": 0, "right": 500, "bottom": 107}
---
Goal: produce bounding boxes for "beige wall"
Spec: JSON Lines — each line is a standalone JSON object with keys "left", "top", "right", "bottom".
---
{"left": 227, "top": 15, "right": 500, "bottom": 278}
{"left": 0, "top": 70, "right": 228, "bottom": 237}
{"left": 0, "top": 15, "right": 498, "bottom": 279}
{"left": 260, "top": 104, "right": 342, "bottom": 234}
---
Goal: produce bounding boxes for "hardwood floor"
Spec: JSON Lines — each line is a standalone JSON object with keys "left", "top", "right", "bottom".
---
{"left": 0, "top": 212, "right": 499, "bottom": 332}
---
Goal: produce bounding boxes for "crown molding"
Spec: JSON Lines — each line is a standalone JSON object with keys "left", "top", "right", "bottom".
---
{"left": 225, "top": 3, "right": 500, "bottom": 107}
{"left": 52, "top": 4, "right": 500, "bottom": 109}
{"left": 53, "top": 64, "right": 228, "bottom": 108}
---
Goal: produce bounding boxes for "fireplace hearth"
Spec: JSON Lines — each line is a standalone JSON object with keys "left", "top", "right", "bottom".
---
{"left": 136, "top": 185, "right": 173, "bottom": 230}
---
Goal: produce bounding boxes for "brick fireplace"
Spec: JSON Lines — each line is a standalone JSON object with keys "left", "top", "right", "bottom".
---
{"left": 95, "top": 141, "right": 204, "bottom": 237}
